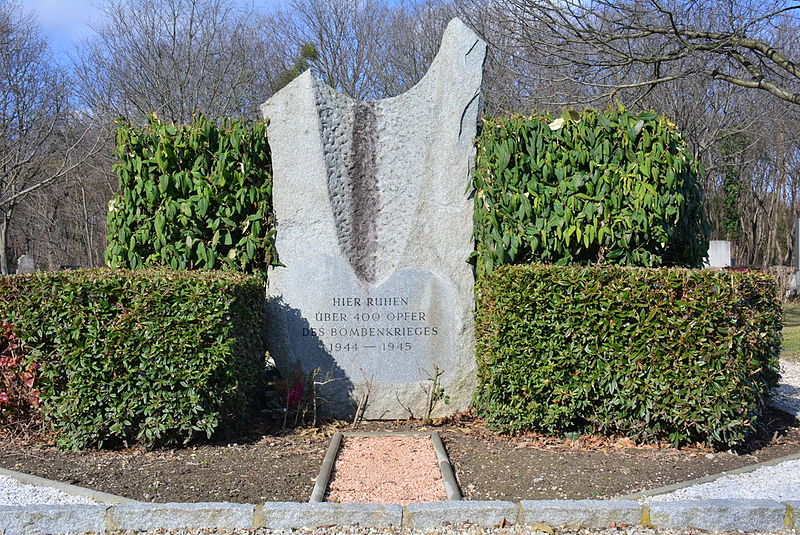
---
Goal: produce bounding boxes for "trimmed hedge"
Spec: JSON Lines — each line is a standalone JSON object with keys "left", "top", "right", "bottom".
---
{"left": 0, "top": 269, "right": 267, "bottom": 450}
{"left": 472, "top": 108, "right": 709, "bottom": 275}
{"left": 474, "top": 265, "right": 782, "bottom": 448}
{"left": 106, "top": 115, "right": 276, "bottom": 280}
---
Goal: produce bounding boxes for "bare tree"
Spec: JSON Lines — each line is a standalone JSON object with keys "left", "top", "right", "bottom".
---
{"left": 8, "top": 134, "right": 115, "bottom": 271}
{"left": 459, "top": 0, "right": 800, "bottom": 107}
{"left": 262, "top": 0, "right": 392, "bottom": 100}
{"left": 0, "top": 1, "right": 100, "bottom": 274}
{"left": 261, "top": 0, "right": 457, "bottom": 100}
{"left": 76, "top": 0, "right": 276, "bottom": 123}
{"left": 372, "top": 0, "right": 455, "bottom": 97}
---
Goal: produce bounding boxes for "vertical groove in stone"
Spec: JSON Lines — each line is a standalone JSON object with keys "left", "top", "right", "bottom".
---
{"left": 348, "top": 101, "right": 379, "bottom": 283}
{"left": 316, "top": 81, "right": 380, "bottom": 285}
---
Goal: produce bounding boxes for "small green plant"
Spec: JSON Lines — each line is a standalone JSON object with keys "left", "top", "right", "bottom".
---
{"left": 472, "top": 107, "right": 709, "bottom": 274}
{"left": 423, "top": 365, "right": 449, "bottom": 424}
{"left": 106, "top": 114, "right": 276, "bottom": 280}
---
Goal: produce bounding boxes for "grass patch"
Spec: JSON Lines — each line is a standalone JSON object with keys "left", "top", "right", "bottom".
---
{"left": 782, "top": 302, "right": 800, "bottom": 361}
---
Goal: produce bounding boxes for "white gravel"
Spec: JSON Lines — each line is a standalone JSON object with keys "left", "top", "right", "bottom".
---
{"left": 644, "top": 458, "right": 800, "bottom": 501}
{"left": 0, "top": 474, "right": 98, "bottom": 506}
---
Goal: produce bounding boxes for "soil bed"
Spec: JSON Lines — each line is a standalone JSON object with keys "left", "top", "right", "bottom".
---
{"left": 0, "top": 409, "right": 798, "bottom": 503}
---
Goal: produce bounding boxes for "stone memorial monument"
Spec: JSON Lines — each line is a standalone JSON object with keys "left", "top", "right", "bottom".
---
{"left": 261, "top": 19, "right": 486, "bottom": 419}
{"left": 704, "top": 240, "right": 732, "bottom": 268}
{"left": 16, "top": 255, "right": 35, "bottom": 274}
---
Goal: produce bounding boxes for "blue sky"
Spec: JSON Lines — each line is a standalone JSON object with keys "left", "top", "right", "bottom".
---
{"left": 22, "top": 0, "right": 286, "bottom": 62}
{"left": 24, "top": 0, "right": 104, "bottom": 59}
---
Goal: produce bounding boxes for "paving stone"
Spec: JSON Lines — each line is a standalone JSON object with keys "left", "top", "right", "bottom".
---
{"left": 406, "top": 500, "right": 518, "bottom": 529}
{"left": 0, "top": 505, "right": 107, "bottom": 535}
{"left": 647, "top": 499, "right": 786, "bottom": 531}
{"left": 261, "top": 502, "right": 403, "bottom": 529}
{"left": 108, "top": 502, "right": 254, "bottom": 530}
{"left": 520, "top": 499, "right": 643, "bottom": 528}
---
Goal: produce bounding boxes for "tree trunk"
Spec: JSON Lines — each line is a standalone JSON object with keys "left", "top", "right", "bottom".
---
{"left": 0, "top": 210, "right": 10, "bottom": 275}
{"left": 80, "top": 182, "right": 94, "bottom": 267}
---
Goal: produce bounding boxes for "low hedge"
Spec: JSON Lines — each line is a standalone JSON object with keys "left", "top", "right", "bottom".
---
{"left": 0, "top": 269, "right": 267, "bottom": 450}
{"left": 474, "top": 265, "right": 782, "bottom": 448}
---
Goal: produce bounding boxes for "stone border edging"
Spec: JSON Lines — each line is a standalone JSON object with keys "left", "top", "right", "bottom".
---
{"left": 2, "top": 499, "right": 799, "bottom": 534}
{"left": 618, "top": 451, "right": 800, "bottom": 500}
{"left": 0, "top": 467, "right": 134, "bottom": 505}
{"left": 431, "top": 431, "right": 462, "bottom": 500}
{"left": 309, "top": 431, "right": 462, "bottom": 503}
{"left": 309, "top": 431, "right": 343, "bottom": 502}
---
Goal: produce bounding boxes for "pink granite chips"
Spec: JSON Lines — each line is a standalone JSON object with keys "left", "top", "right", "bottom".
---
{"left": 326, "top": 436, "right": 446, "bottom": 505}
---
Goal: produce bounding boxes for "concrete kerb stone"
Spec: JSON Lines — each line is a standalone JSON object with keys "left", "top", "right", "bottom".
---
{"left": 520, "top": 499, "right": 643, "bottom": 528}
{"left": 646, "top": 499, "right": 788, "bottom": 532}
{"left": 261, "top": 502, "right": 403, "bottom": 530}
{"left": 106, "top": 502, "right": 255, "bottom": 531}
{"left": 0, "top": 505, "right": 109, "bottom": 535}
{"left": 405, "top": 500, "right": 518, "bottom": 530}
{"left": 0, "top": 499, "right": 798, "bottom": 533}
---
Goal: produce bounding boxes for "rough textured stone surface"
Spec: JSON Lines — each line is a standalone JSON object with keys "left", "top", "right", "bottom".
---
{"left": 406, "top": 501, "right": 518, "bottom": 529}
{"left": 261, "top": 502, "right": 403, "bottom": 529}
{"left": 520, "top": 500, "right": 642, "bottom": 528}
{"left": 647, "top": 499, "right": 786, "bottom": 531}
{"left": 0, "top": 504, "right": 107, "bottom": 534}
{"left": 260, "top": 18, "right": 486, "bottom": 419}
{"left": 108, "top": 502, "right": 254, "bottom": 530}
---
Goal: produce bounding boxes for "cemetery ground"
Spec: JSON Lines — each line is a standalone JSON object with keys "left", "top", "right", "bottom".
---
{"left": 1, "top": 304, "right": 799, "bottom": 504}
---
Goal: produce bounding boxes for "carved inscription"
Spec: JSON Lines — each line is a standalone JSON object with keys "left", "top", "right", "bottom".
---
{"left": 302, "top": 295, "right": 439, "bottom": 354}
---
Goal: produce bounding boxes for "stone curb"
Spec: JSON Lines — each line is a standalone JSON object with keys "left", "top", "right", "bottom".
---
{"left": 2, "top": 499, "right": 799, "bottom": 533}
{"left": 309, "top": 431, "right": 343, "bottom": 502}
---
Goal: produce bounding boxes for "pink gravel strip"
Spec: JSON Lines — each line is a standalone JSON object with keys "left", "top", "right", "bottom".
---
{"left": 325, "top": 435, "right": 447, "bottom": 505}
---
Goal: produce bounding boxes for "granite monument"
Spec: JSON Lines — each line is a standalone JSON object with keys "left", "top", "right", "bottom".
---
{"left": 261, "top": 18, "right": 486, "bottom": 419}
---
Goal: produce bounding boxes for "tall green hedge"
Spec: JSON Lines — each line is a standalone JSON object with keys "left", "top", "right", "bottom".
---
{"left": 0, "top": 269, "right": 267, "bottom": 450}
{"left": 106, "top": 115, "right": 276, "bottom": 280}
{"left": 472, "top": 107, "right": 709, "bottom": 275}
{"left": 474, "top": 265, "right": 781, "bottom": 448}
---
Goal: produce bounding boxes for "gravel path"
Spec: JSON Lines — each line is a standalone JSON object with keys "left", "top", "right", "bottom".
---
{"left": 0, "top": 474, "right": 97, "bottom": 506}
{"left": 327, "top": 436, "right": 446, "bottom": 505}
